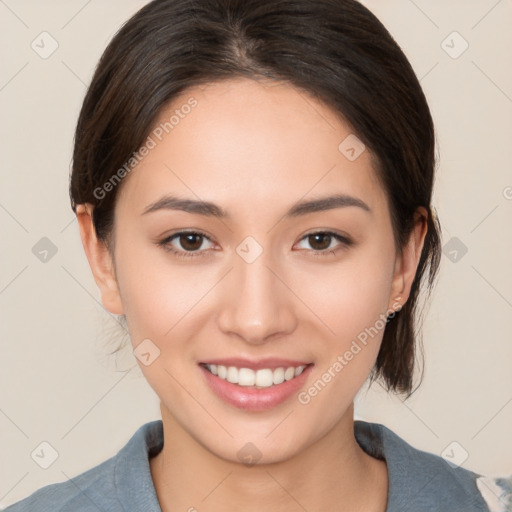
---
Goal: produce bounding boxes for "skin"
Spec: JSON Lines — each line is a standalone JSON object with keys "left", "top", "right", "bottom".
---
{"left": 76, "top": 78, "right": 427, "bottom": 512}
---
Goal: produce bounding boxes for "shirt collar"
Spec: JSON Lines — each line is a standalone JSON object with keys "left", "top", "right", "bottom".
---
{"left": 115, "top": 420, "right": 164, "bottom": 511}
{"left": 114, "top": 419, "right": 487, "bottom": 512}
{"left": 354, "top": 420, "right": 487, "bottom": 512}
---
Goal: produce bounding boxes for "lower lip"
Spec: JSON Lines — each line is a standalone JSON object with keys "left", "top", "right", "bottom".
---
{"left": 198, "top": 364, "right": 314, "bottom": 411}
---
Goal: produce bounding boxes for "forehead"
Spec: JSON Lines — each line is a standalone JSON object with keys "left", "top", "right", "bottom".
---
{"left": 116, "top": 78, "right": 386, "bottom": 218}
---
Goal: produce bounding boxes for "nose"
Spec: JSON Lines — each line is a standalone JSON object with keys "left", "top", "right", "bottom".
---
{"left": 216, "top": 249, "right": 298, "bottom": 345}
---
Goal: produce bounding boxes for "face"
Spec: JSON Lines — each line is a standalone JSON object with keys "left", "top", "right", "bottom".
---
{"left": 79, "top": 78, "right": 424, "bottom": 464}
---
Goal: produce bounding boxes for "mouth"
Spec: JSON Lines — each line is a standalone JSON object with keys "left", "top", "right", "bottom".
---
{"left": 199, "top": 362, "right": 312, "bottom": 389}
{"left": 197, "top": 360, "right": 314, "bottom": 411}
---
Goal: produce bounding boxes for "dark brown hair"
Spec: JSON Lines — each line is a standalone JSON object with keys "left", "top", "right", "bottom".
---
{"left": 69, "top": 0, "right": 441, "bottom": 396}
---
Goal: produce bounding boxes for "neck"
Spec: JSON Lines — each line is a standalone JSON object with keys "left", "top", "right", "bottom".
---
{"left": 150, "top": 402, "right": 388, "bottom": 512}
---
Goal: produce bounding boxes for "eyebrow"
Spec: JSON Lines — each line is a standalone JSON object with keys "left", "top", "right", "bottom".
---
{"left": 141, "top": 193, "right": 371, "bottom": 219}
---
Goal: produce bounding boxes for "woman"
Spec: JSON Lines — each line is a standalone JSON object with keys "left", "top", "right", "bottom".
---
{"left": 5, "top": 0, "right": 511, "bottom": 510}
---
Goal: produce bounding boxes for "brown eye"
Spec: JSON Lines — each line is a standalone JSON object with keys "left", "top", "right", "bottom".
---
{"left": 295, "top": 231, "right": 353, "bottom": 256}
{"left": 307, "top": 233, "right": 333, "bottom": 251}
{"left": 157, "top": 230, "right": 215, "bottom": 259}
{"left": 178, "top": 233, "right": 204, "bottom": 251}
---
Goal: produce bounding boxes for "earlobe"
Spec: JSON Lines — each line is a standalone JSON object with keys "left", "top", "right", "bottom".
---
{"left": 389, "top": 207, "right": 428, "bottom": 308}
{"left": 75, "top": 204, "right": 124, "bottom": 315}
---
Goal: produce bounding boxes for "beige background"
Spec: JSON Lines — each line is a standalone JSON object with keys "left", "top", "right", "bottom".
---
{"left": 1, "top": 0, "right": 511, "bottom": 507}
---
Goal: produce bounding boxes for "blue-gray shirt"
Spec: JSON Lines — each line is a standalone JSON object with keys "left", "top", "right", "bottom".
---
{"left": 4, "top": 419, "right": 510, "bottom": 511}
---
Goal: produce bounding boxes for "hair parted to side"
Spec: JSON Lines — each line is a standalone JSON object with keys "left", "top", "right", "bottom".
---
{"left": 69, "top": 0, "right": 442, "bottom": 396}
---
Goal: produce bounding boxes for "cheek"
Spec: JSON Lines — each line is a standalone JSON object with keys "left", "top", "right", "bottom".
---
{"left": 292, "top": 251, "right": 394, "bottom": 428}
{"left": 120, "top": 273, "right": 208, "bottom": 345}
{"left": 293, "top": 242, "right": 395, "bottom": 389}
{"left": 301, "top": 247, "right": 394, "bottom": 342}
{"left": 113, "top": 248, "right": 214, "bottom": 397}
{"left": 112, "top": 238, "right": 206, "bottom": 345}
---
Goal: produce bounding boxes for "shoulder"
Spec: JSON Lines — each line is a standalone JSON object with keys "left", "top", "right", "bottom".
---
{"left": 354, "top": 420, "right": 512, "bottom": 512}
{"left": 2, "top": 457, "right": 118, "bottom": 512}
{"left": 3, "top": 420, "right": 164, "bottom": 512}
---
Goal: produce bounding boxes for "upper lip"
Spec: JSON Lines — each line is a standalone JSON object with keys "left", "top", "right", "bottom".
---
{"left": 199, "top": 357, "right": 313, "bottom": 371}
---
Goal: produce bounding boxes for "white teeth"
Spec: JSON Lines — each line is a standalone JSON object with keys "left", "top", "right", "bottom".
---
{"left": 272, "top": 367, "right": 285, "bottom": 385}
{"left": 226, "top": 366, "right": 238, "bottom": 383}
{"left": 204, "top": 364, "right": 307, "bottom": 387}
{"left": 238, "top": 367, "right": 255, "bottom": 386}
{"left": 284, "top": 367, "right": 295, "bottom": 381}
{"left": 217, "top": 365, "right": 227, "bottom": 379}
{"left": 255, "top": 369, "right": 273, "bottom": 387}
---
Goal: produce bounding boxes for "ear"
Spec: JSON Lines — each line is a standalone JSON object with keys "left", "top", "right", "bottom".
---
{"left": 75, "top": 204, "right": 124, "bottom": 315}
{"left": 389, "top": 207, "right": 428, "bottom": 310}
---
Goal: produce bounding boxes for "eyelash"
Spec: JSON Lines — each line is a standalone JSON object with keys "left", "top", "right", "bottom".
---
{"left": 157, "top": 230, "right": 353, "bottom": 260}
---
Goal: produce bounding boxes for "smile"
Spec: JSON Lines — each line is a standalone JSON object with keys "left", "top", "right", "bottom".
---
{"left": 201, "top": 363, "right": 308, "bottom": 389}
{"left": 198, "top": 361, "right": 314, "bottom": 411}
